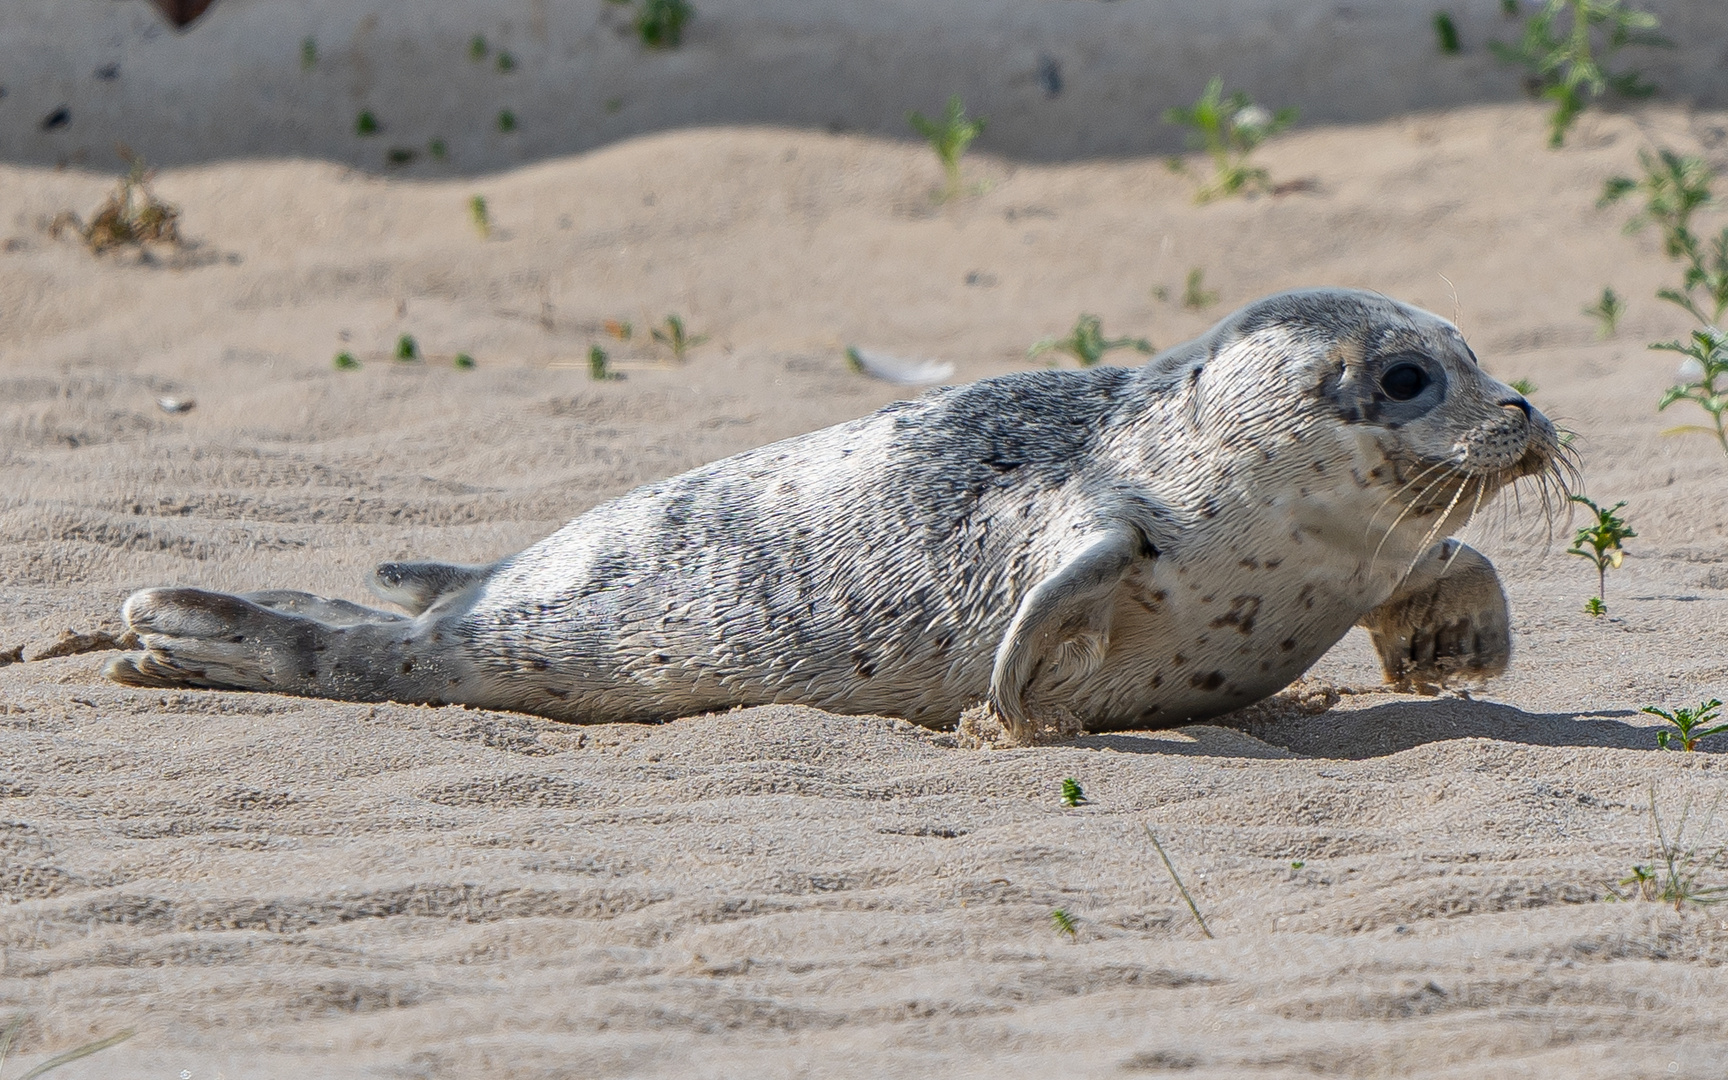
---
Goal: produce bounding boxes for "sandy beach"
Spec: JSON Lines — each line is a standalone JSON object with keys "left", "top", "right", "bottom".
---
{"left": 5, "top": 2, "right": 1728, "bottom": 1077}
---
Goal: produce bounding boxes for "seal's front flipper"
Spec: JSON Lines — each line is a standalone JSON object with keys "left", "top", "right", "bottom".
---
{"left": 243, "top": 589, "right": 407, "bottom": 626}
{"left": 370, "top": 560, "right": 491, "bottom": 615}
{"left": 103, "top": 586, "right": 460, "bottom": 705}
{"left": 987, "top": 529, "right": 1144, "bottom": 743}
{"left": 1357, "top": 539, "right": 1510, "bottom": 694}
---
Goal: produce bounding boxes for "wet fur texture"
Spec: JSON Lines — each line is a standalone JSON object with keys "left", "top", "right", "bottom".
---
{"left": 106, "top": 289, "right": 1563, "bottom": 743}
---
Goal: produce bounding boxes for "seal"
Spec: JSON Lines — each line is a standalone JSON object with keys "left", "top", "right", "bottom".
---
{"left": 104, "top": 288, "right": 1567, "bottom": 743}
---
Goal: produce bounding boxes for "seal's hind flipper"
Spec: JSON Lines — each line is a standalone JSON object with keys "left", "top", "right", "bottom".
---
{"left": 243, "top": 589, "right": 407, "bottom": 626}
{"left": 986, "top": 528, "right": 1145, "bottom": 743}
{"left": 1357, "top": 540, "right": 1510, "bottom": 694}
{"left": 369, "top": 560, "right": 490, "bottom": 615}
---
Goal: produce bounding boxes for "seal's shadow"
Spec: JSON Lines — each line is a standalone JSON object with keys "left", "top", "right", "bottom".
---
{"left": 1073, "top": 698, "right": 1672, "bottom": 760}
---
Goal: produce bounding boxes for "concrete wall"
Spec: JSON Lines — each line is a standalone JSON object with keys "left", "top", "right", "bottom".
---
{"left": 2, "top": 0, "right": 1725, "bottom": 173}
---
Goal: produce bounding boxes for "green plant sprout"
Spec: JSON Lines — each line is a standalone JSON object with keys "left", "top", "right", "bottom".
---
{"left": 1290, "top": 860, "right": 1305, "bottom": 870}
{"left": 300, "top": 37, "right": 317, "bottom": 71}
{"left": 1607, "top": 788, "right": 1728, "bottom": 908}
{"left": 1145, "top": 826, "right": 1213, "bottom": 938}
{"left": 428, "top": 138, "right": 447, "bottom": 160}
{"left": 1508, "top": 378, "right": 1538, "bottom": 396}
{"left": 1434, "top": 12, "right": 1463, "bottom": 54}
{"left": 355, "top": 111, "right": 379, "bottom": 136}
{"left": 54, "top": 148, "right": 181, "bottom": 254}
{"left": 1489, "top": 0, "right": 1666, "bottom": 148}
{"left": 1183, "top": 268, "right": 1220, "bottom": 311}
{"left": 908, "top": 95, "right": 987, "bottom": 201}
{"left": 1583, "top": 286, "right": 1623, "bottom": 337}
{"left": 1642, "top": 699, "right": 1728, "bottom": 751}
{"left": 496, "top": 50, "right": 517, "bottom": 72}
{"left": 1060, "top": 777, "right": 1087, "bottom": 807}
{"left": 651, "top": 315, "right": 707, "bottom": 361}
{"left": 607, "top": 0, "right": 694, "bottom": 49}
{"left": 386, "top": 147, "right": 417, "bottom": 167}
{"left": 604, "top": 319, "right": 634, "bottom": 341}
{"left": 394, "top": 334, "right": 419, "bottom": 362}
{"left": 1029, "top": 315, "right": 1153, "bottom": 368}
{"left": 454, "top": 353, "right": 476, "bottom": 370}
{"left": 1163, "top": 76, "right": 1296, "bottom": 203}
{"left": 588, "top": 344, "right": 620, "bottom": 381}
{"left": 469, "top": 195, "right": 491, "bottom": 238}
{"left": 1651, "top": 327, "right": 1728, "bottom": 456}
{"left": 497, "top": 110, "right": 518, "bottom": 134}
{"left": 469, "top": 35, "right": 488, "bottom": 62}
{"left": 0, "top": 1013, "right": 134, "bottom": 1080}
{"left": 1566, "top": 494, "right": 1634, "bottom": 616}
{"left": 1050, "top": 908, "right": 1079, "bottom": 939}
{"left": 334, "top": 351, "right": 360, "bottom": 370}
{"left": 1600, "top": 149, "right": 1712, "bottom": 260}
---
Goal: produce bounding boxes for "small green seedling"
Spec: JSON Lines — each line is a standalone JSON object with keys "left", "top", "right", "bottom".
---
{"left": 1164, "top": 76, "right": 1296, "bottom": 203}
{"left": 1600, "top": 149, "right": 1728, "bottom": 325}
{"left": 604, "top": 319, "right": 634, "bottom": 341}
{"left": 498, "top": 110, "right": 518, "bottom": 134}
{"left": 1508, "top": 378, "right": 1538, "bottom": 396}
{"left": 454, "top": 353, "right": 476, "bottom": 370}
{"left": 469, "top": 195, "right": 491, "bottom": 238}
{"left": 1566, "top": 494, "right": 1634, "bottom": 616}
{"left": 1050, "top": 908, "right": 1079, "bottom": 939}
{"left": 301, "top": 37, "right": 317, "bottom": 71}
{"left": 1607, "top": 788, "right": 1728, "bottom": 909}
{"left": 496, "top": 50, "right": 517, "bottom": 72}
{"left": 0, "top": 1013, "right": 135, "bottom": 1079}
{"left": 395, "top": 334, "right": 419, "bottom": 362}
{"left": 469, "top": 35, "right": 488, "bottom": 61}
{"left": 1651, "top": 327, "right": 1728, "bottom": 456}
{"left": 1583, "top": 286, "right": 1623, "bottom": 337}
{"left": 356, "top": 111, "right": 379, "bottom": 137}
{"left": 1434, "top": 12, "right": 1462, "bottom": 54}
{"left": 386, "top": 147, "right": 417, "bottom": 167}
{"left": 428, "top": 138, "right": 448, "bottom": 160}
{"left": 588, "top": 344, "right": 619, "bottom": 381}
{"left": 1490, "top": 0, "right": 1667, "bottom": 147}
{"left": 907, "top": 95, "right": 987, "bottom": 201}
{"left": 1642, "top": 699, "right": 1728, "bottom": 752}
{"left": 1030, "top": 315, "right": 1153, "bottom": 368}
{"left": 651, "top": 315, "right": 707, "bottom": 361}
{"left": 1060, "top": 777, "right": 1087, "bottom": 807}
{"left": 1290, "top": 860, "right": 1305, "bottom": 870}
{"left": 1183, "top": 268, "right": 1220, "bottom": 311}
{"left": 607, "top": 0, "right": 694, "bottom": 50}
{"left": 334, "top": 351, "right": 360, "bottom": 370}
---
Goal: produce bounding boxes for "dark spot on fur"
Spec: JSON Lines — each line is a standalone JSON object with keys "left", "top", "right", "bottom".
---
{"left": 1264, "top": 559, "right": 1282, "bottom": 570}
{"left": 1299, "top": 585, "right": 1315, "bottom": 610}
{"left": 1149, "top": 674, "right": 1163, "bottom": 688}
{"left": 1201, "top": 497, "right": 1220, "bottom": 519}
{"left": 1260, "top": 661, "right": 1271, "bottom": 671}
{"left": 852, "top": 650, "right": 876, "bottom": 678}
{"left": 1190, "top": 671, "right": 1226, "bottom": 691}
{"left": 1279, "top": 638, "right": 1297, "bottom": 651}
{"left": 1172, "top": 654, "right": 1187, "bottom": 666}
{"left": 650, "top": 652, "right": 669, "bottom": 664}
{"left": 1238, "top": 557, "right": 1260, "bottom": 570}
{"left": 1209, "top": 595, "right": 1262, "bottom": 635}
{"left": 400, "top": 659, "right": 415, "bottom": 674}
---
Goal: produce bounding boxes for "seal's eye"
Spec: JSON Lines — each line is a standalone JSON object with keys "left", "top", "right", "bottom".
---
{"left": 1380, "top": 363, "right": 1430, "bottom": 402}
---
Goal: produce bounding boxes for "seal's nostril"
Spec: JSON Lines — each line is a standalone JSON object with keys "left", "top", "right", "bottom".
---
{"left": 1501, "top": 397, "right": 1532, "bottom": 419}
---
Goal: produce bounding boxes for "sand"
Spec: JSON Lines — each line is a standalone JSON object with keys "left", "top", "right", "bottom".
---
{"left": 5, "top": 98, "right": 1728, "bottom": 1077}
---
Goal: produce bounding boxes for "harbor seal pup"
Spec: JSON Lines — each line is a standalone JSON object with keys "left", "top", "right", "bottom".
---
{"left": 105, "top": 288, "right": 1566, "bottom": 743}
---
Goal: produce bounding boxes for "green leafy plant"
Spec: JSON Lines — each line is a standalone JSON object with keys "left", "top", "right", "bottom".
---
{"left": 908, "top": 96, "right": 987, "bottom": 201}
{"left": 1508, "top": 378, "right": 1538, "bottom": 396}
{"left": 1651, "top": 327, "right": 1728, "bottom": 456}
{"left": 1600, "top": 150, "right": 1728, "bottom": 325}
{"left": 1183, "top": 268, "right": 1220, "bottom": 311}
{"left": 52, "top": 148, "right": 180, "bottom": 254}
{"left": 334, "top": 351, "right": 360, "bottom": 370}
{"left": 1434, "top": 12, "right": 1462, "bottom": 54}
{"left": 469, "top": 195, "right": 490, "bottom": 238}
{"left": 1290, "top": 860, "right": 1305, "bottom": 870}
{"left": 0, "top": 1014, "right": 134, "bottom": 1080}
{"left": 1060, "top": 777, "right": 1087, "bottom": 807}
{"left": 1566, "top": 494, "right": 1634, "bottom": 616}
{"left": 1607, "top": 787, "right": 1728, "bottom": 908}
{"left": 1050, "top": 908, "right": 1079, "bottom": 939}
{"left": 1163, "top": 77, "right": 1296, "bottom": 203}
{"left": 1145, "top": 826, "right": 1213, "bottom": 938}
{"left": 300, "top": 37, "right": 317, "bottom": 71}
{"left": 497, "top": 110, "right": 518, "bottom": 134}
{"left": 496, "top": 50, "right": 517, "bottom": 72}
{"left": 386, "top": 147, "right": 417, "bottom": 168}
{"left": 469, "top": 35, "right": 488, "bottom": 62}
{"left": 1583, "top": 286, "right": 1623, "bottom": 337}
{"left": 394, "top": 334, "right": 419, "bottom": 362}
{"left": 1490, "top": 0, "right": 1666, "bottom": 148}
{"left": 454, "top": 353, "right": 476, "bottom": 370}
{"left": 588, "top": 344, "right": 620, "bottom": 381}
{"left": 651, "top": 315, "right": 707, "bottom": 361}
{"left": 1029, "top": 315, "right": 1153, "bottom": 368}
{"left": 1642, "top": 699, "right": 1728, "bottom": 752}
{"left": 428, "top": 138, "right": 448, "bottom": 160}
{"left": 355, "top": 110, "right": 379, "bottom": 137}
{"left": 607, "top": 0, "right": 694, "bottom": 49}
